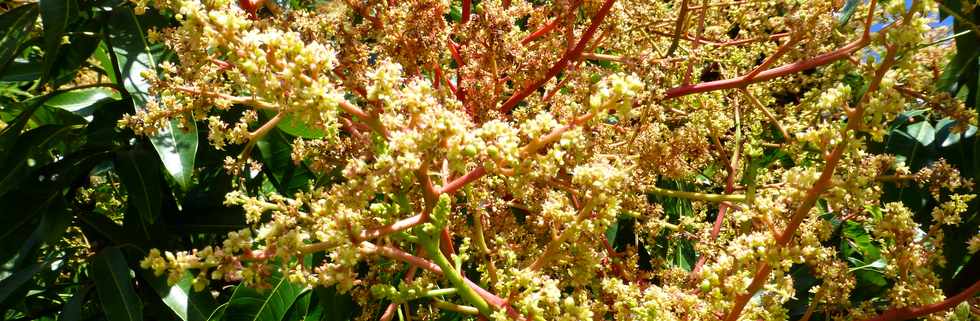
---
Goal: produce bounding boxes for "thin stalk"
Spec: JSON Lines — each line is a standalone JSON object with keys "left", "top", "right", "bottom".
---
{"left": 499, "top": 0, "right": 617, "bottom": 114}
{"left": 423, "top": 288, "right": 459, "bottom": 298}
{"left": 740, "top": 87, "right": 791, "bottom": 141}
{"left": 647, "top": 185, "right": 747, "bottom": 203}
{"left": 722, "top": 4, "right": 893, "bottom": 319}
{"left": 239, "top": 111, "right": 284, "bottom": 160}
{"left": 664, "top": 0, "right": 691, "bottom": 57}
{"left": 470, "top": 204, "right": 498, "bottom": 285}
{"left": 418, "top": 240, "right": 491, "bottom": 315}
{"left": 432, "top": 299, "right": 480, "bottom": 315}
{"left": 682, "top": 0, "right": 710, "bottom": 85}
{"left": 528, "top": 198, "right": 596, "bottom": 271}
{"left": 664, "top": 27, "right": 873, "bottom": 99}
{"left": 173, "top": 86, "right": 278, "bottom": 110}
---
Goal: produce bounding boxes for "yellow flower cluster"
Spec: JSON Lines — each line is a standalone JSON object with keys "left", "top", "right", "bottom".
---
{"left": 128, "top": 0, "right": 979, "bottom": 320}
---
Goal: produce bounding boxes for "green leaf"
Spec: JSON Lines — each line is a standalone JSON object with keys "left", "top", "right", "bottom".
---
{"left": 0, "top": 58, "right": 42, "bottom": 82}
{"left": 0, "top": 99, "right": 44, "bottom": 165}
{"left": 60, "top": 285, "right": 91, "bottom": 321}
{"left": 149, "top": 119, "right": 199, "bottom": 189}
{"left": 141, "top": 270, "right": 218, "bottom": 321}
{"left": 257, "top": 128, "right": 313, "bottom": 194}
{"left": 937, "top": 49, "right": 978, "bottom": 94}
{"left": 224, "top": 271, "right": 307, "bottom": 321}
{"left": 0, "top": 4, "right": 39, "bottom": 73}
{"left": 92, "top": 247, "right": 144, "bottom": 321}
{"left": 46, "top": 24, "right": 103, "bottom": 88}
{"left": 93, "top": 42, "right": 117, "bottom": 84}
{"left": 86, "top": 99, "right": 136, "bottom": 147}
{"left": 107, "top": 8, "right": 198, "bottom": 189}
{"left": 672, "top": 240, "right": 695, "bottom": 272}
{"left": 0, "top": 148, "right": 110, "bottom": 267}
{"left": 836, "top": 0, "right": 860, "bottom": 26}
{"left": 604, "top": 220, "right": 618, "bottom": 244}
{"left": 0, "top": 124, "right": 79, "bottom": 196}
{"left": 39, "top": 0, "right": 78, "bottom": 85}
{"left": 12, "top": 196, "right": 72, "bottom": 268}
{"left": 282, "top": 290, "right": 312, "bottom": 321}
{"left": 270, "top": 111, "right": 328, "bottom": 139}
{"left": 841, "top": 221, "right": 881, "bottom": 259}
{"left": 115, "top": 149, "right": 162, "bottom": 225}
{"left": 78, "top": 210, "right": 134, "bottom": 246}
{"left": 45, "top": 87, "right": 121, "bottom": 120}
{"left": 0, "top": 262, "right": 44, "bottom": 307}
{"left": 308, "top": 287, "right": 354, "bottom": 321}
{"left": 206, "top": 303, "right": 228, "bottom": 321}
{"left": 905, "top": 121, "right": 935, "bottom": 147}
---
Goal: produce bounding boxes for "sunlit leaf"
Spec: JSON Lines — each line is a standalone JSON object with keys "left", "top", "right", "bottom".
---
{"left": 107, "top": 8, "right": 198, "bottom": 189}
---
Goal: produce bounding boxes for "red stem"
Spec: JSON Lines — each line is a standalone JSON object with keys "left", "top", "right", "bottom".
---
{"left": 449, "top": 40, "right": 464, "bottom": 67}
{"left": 356, "top": 214, "right": 425, "bottom": 241}
{"left": 663, "top": 37, "right": 866, "bottom": 99}
{"left": 521, "top": 17, "right": 561, "bottom": 44}
{"left": 861, "top": 280, "right": 980, "bottom": 321}
{"left": 439, "top": 167, "right": 487, "bottom": 195}
{"left": 723, "top": 11, "right": 889, "bottom": 320}
{"left": 499, "top": 0, "right": 617, "bottom": 114}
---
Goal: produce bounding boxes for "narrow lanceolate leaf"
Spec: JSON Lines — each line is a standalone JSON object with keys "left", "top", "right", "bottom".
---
{"left": 0, "top": 262, "right": 44, "bottom": 307}
{"left": 59, "top": 285, "right": 91, "bottom": 321}
{"left": 45, "top": 87, "right": 122, "bottom": 120}
{"left": 39, "top": 0, "right": 78, "bottom": 84}
{"left": 142, "top": 270, "right": 218, "bottom": 321}
{"left": 224, "top": 272, "right": 307, "bottom": 321}
{"left": 115, "top": 150, "right": 162, "bottom": 225}
{"left": 282, "top": 290, "right": 312, "bottom": 321}
{"left": 0, "top": 101, "right": 43, "bottom": 168}
{"left": 0, "top": 124, "right": 78, "bottom": 196}
{"left": 107, "top": 8, "right": 198, "bottom": 189}
{"left": 92, "top": 247, "right": 143, "bottom": 321}
{"left": 0, "top": 4, "right": 39, "bottom": 72}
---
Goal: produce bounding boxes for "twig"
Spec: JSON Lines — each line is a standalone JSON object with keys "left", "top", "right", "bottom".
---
{"left": 860, "top": 280, "right": 980, "bottom": 321}
{"left": 664, "top": 0, "right": 691, "bottom": 57}
{"left": 740, "top": 87, "right": 791, "bottom": 141}
{"left": 648, "top": 185, "right": 747, "bottom": 203}
{"left": 499, "top": 0, "right": 618, "bottom": 114}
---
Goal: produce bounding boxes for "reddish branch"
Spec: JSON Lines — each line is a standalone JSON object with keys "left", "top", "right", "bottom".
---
{"left": 334, "top": 4, "right": 917, "bottom": 320}
{"left": 499, "top": 0, "right": 617, "bottom": 114}
{"left": 439, "top": 167, "right": 488, "bottom": 195}
{"left": 521, "top": 17, "right": 561, "bottom": 44}
{"left": 722, "top": 4, "right": 890, "bottom": 319}
{"left": 719, "top": 31, "right": 791, "bottom": 47}
{"left": 447, "top": 40, "right": 467, "bottom": 106}
{"left": 359, "top": 0, "right": 875, "bottom": 262}
{"left": 664, "top": 32, "right": 869, "bottom": 99}
{"left": 448, "top": 40, "right": 465, "bottom": 68}
{"left": 861, "top": 280, "right": 980, "bottom": 321}
{"left": 356, "top": 214, "right": 425, "bottom": 241}
{"left": 360, "top": 241, "right": 526, "bottom": 320}
{"left": 744, "top": 29, "right": 804, "bottom": 80}
{"left": 690, "top": 149, "right": 738, "bottom": 277}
